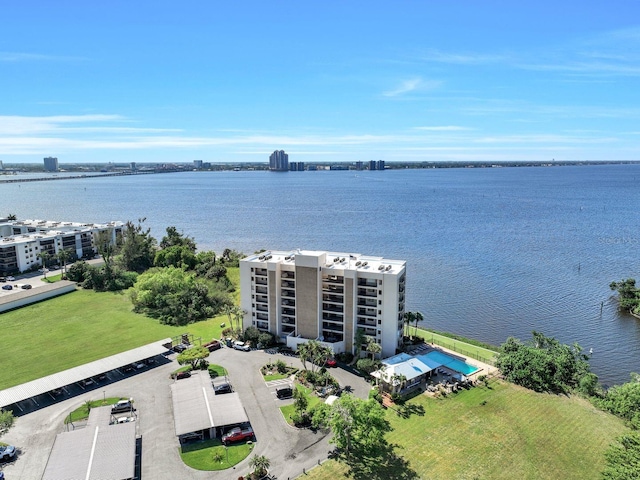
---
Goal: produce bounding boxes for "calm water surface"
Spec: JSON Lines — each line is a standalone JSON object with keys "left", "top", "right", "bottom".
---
{"left": 3, "top": 164, "right": 640, "bottom": 385}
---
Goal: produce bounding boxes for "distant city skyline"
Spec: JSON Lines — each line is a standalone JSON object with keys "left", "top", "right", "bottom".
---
{"left": 1, "top": 2, "right": 639, "bottom": 164}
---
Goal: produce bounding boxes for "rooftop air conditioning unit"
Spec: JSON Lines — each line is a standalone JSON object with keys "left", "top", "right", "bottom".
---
{"left": 362, "top": 261, "right": 368, "bottom": 266}
{"left": 378, "top": 265, "right": 385, "bottom": 270}
{"left": 355, "top": 261, "right": 362, "bottom": 266}
{"left": 258, "top": 255, "right": 265, "bottom": 261}
{"left": 386, "top": 265, "right": 392, "bottom": 271}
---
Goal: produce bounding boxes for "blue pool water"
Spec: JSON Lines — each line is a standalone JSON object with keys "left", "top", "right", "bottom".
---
{"left": 422, "top": 351, "right": 480, "bottom": 376}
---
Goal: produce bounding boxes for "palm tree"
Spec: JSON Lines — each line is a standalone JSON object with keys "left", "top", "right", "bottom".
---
{"left": 414, "top": 311, "right": 424, "bottom": 338}
{"left": 249, "top": 454, "right": 270, "bottom": 478}
{"left": 57, "top": 249, "right": 72, "bottom": 279}
{"left": 37, "top": 251, "right": 51, "bottom": 279}
{"left": 366, "top": 340, "right": 382, "bottom": 361}
{"left": 391, "top": 373, "right": 407, "bottom": 394}
{"left": 297, "top": 342, "right": 310, "bottom": 371}
{"left": 6, "top": 213, "right": 16, "bottom": 220}
{"left": 403, "top": 311, "right": 415, "bottom": 339}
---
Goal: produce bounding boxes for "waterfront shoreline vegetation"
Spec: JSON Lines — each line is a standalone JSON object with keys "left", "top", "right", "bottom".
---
{"left": 0, "top": 269, "right": 238, "bottom": 390}
{"left": 303, "top": 380, "right": 628, "bottom": 480}
{"left": 414, "top": 327, "right": 498, "bottom": 365}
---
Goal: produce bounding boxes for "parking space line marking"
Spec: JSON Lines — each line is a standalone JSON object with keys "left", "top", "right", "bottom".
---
{"left": 86, "top": 426, "right": 99, "bottom": 480}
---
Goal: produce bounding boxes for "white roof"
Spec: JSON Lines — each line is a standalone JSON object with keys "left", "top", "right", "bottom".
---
{"left": 373, "top": 357, "right": 433, "bottom": 384}
{"left": 0, "top": 339, "right": 171, "bottom": 408}
{"left": 42, "top": 407, "right": 136, "bottom": 480}
{"left": 171, "top": 372, "right": 248, "bottom": 436}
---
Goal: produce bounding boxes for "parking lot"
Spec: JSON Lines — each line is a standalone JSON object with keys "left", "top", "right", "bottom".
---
{"left": 1, "top": 346, "right": 371, "bottom": 479}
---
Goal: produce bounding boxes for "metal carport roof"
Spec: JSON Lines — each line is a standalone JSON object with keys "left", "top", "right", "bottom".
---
{"left": 42, "top": 406, "right": 136, "bottom": 480}
{"left": 170, "top": 372, "right": 249, "bottom": 436}
{"left": 0, "top": 338, "right": 171, "bottom": 408}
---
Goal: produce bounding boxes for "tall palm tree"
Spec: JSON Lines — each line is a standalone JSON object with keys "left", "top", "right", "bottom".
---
{"left": 367, "top": 340, "right": 382, "bottom": 360}
{"left": 403, "top": 311, "right": 415, "bottom": 339}
{"left": 414, "top": 311, "right": 424, "bottom": 338}
{"left": 57, "top": 249, "right": 72, "bottom": 278}
{"left": 37, "top": 251, "right": 51, "bottom": 279}
{"left": 297, "top": 342, "right": 310, "bottom": 371}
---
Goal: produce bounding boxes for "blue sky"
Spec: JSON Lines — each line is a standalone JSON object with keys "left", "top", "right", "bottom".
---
{"left": 1, "top": 1, "right": 639, "bottom": 164}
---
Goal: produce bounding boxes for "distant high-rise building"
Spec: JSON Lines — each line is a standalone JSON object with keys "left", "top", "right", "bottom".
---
{"left": 269, "top": 150, "right": 289, "bottom": 171}
{"left": 0, "top": 160, "right": 4, "bottom": 170}
{"left": 194, "top": 160, "right": 203, "bottom": 169}
{"left": 369, "top": 160, "right": 377, "bottom": 171}
{"left": 130, "top": 162, "right": 136, "bottom": 171}
{"left": 355, "top": 161, "right": 363, "bottom": 171}
{"left": 377, "top": 160, "right": 385, "bottom": 170}
{"left": 44, "top": 157, "right": 59, "bottom": 172}
{"left": 289, "top": 162, "right": 305, "bottom": 171}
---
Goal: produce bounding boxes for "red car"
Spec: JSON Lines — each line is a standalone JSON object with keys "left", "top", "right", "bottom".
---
{"left": 222, "top": 426, "right": 254, "bottom": 444}
{"left": 203, "top": 340, "right": 221, "bottom": 352}
{"left": 326, "top": 358, "right": 337, "bottom": 368}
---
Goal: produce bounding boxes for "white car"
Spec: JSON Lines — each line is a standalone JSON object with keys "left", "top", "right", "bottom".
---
{"left": 6, "top": 276, "right": 15, "bottom": 281}
{"left": 233, "top": 341, "right": 250, "bottom": 352}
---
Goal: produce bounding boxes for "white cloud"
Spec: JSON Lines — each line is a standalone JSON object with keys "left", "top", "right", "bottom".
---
{"left": 382, "top": 78, "right": 441, "bottom": 97}
{"left": 413, "top": 126, "right": 472, "bottom": 131}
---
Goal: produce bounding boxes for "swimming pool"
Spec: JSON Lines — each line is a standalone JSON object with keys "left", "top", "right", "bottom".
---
{"left": 421, "top": 350, "right": 480, "bottom": 376}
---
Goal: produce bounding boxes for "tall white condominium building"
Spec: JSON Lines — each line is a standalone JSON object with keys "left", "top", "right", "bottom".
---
{"left": 43, "top": 156, "right": 59, "bottom": 172}
{"left": 0, "top": 219, "right": 123, "bottom": 274}
{"left": 240, "top": 250, "right": 406, "bottom": 358}
{"left": 269, "top": 150, "right": 289, "bottom": 171}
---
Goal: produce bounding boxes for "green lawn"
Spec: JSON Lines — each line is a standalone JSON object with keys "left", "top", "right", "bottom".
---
{"left": 304, "top": 380, "right": 628, "bottom": 480}
{"left": 280, "top": 384, "right": 324, "bottom": 426}
{"left": 0, "top": 268, "right": 239, "bottom": 390}
{"left": 65, "top": 397, "right": 125, "bottom": 423}
{"left": 179, "top": 438, "right": 253, "bottom": 470}
{"left": 414, "top": 328, "right": 498, "bottom": 365}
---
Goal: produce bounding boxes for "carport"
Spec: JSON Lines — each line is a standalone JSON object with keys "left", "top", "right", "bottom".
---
{"left": 170, "top": 372, "right": 249, "bottom": 441}
{"left": 42, "top": 406, "right": 136, "bottom": 480}
{"left": 0, "top": 338, "right": 171, "bottom": 409}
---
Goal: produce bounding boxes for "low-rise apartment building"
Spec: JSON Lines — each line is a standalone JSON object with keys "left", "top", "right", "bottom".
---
{"left": 0, "top": 219, "right": 123, "bottom": 274}
{"left": 240, "top": 249, "right": 406, "bottom": 358}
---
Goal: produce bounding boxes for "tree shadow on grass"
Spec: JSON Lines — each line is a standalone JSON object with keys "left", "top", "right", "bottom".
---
{"left": 337, "top": 442, "right": 419, "bottom": 480}
{"left": 395, "top": 403, "right": 425, "bottom": 419}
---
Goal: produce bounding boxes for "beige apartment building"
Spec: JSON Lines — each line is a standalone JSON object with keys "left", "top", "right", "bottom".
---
{"left": 240, "top": 250, "right": 406, "bottom": 358}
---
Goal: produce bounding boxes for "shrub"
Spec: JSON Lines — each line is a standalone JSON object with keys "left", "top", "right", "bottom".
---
{"left": 275, "top": 360, "right": 287, "bottom": 374}
{"left": 335, "top": 352, "right": 354, "bottom": 364}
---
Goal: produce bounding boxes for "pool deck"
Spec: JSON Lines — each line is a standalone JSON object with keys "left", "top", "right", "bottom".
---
{"left": 406, "top": 343, "right": 499, "bottom": 380}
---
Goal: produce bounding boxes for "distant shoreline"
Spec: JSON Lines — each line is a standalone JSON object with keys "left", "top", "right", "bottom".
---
{"left": 1, "top": 159, "right": 639, "bottom": 183}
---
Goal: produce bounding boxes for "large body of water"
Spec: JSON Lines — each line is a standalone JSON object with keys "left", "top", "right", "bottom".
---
{"left": 4, "top": 164, "right": 640, "bottom": 385}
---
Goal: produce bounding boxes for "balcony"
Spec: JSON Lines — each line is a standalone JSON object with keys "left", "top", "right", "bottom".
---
{"left": 323, "top": 332, "right": 344, "bottom": 343}
{"left": 281, "top": 271, "right": 295, "bottom": 279}
{"left": 255, "top": 295, "right": 268, "bottom": 303}
{"left": 281, "top": 307, "right": 295, "bottom": 316}
{"left": 256, "top": 305, "right": 268, "bottom": 312}
{"left": 281, "top": 299, "right": 296, "bottom": 307}
{"left": 322, "top": 322, "right": 343, "bottom": 332}
{"left": 322, "top": 275, "right": 344, "bottom": 285}
{"left": 282, "top": 324, "right": 296, "bottom": 335}
{"left": 256, "top": 313, "right": 268, "bottom": 321}
{"left": 357, "top": 278, "right": 377, "bottom": 288}
{"left": 281, "top": 280, "right": 295, "bottom": 289}
{"left": 282, "top": 290, "right": 295, "bottom": 298}
{"left": 255, "top": 268, "right": 267, "bottom": 276}
{"left": 322, "top": 294, "right": 343, "bottom": 304}
{"left": 322, "top": 313, "right": 343, "bottom": 323}
{"left": 255, "top": 278, "right": 268, "bottom": 286}
{"left": 357, "top": 318, "right": 377, "bottom": 327}
{"left": 357, "top": 288, "right": 377, "bottom": 298}
{"left": 322, "top": 285, "right": 344, "bottom": 294}
{"left": 322, "top": 304, "right": 343, "bottom": 313}
{"left": 357, "top": 308, "right": 377, "bottom": 317}
{"left": 357, "top": 298, "right": 377, "bottom": 307}
{"left": 256, "top": 320, "right": 269, "bottom": 331}
{"left": 255, "top": 286, "right": 267, "bottom": 294}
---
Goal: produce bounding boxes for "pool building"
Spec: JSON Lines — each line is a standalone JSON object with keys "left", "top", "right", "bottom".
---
{"left": 373, "top": 349, "right": 480, "bottom": 394}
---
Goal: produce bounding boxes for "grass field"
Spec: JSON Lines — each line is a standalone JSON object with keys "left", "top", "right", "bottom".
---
{"left": 179, "top": 438, "right": 252, "bottom": 470}
{"left": 0, "top": 268, "right": 240, "bottom": 390}
{"left": 303, "top": 380, "right": 628, "bottom": 480}
{"left": 414, "top": 328, "right": 498, "bottom": 365}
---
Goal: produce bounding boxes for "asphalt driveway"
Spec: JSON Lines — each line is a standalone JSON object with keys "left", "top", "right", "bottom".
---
{"left": 1, "top": 346, "right": 371, "bottom": 480}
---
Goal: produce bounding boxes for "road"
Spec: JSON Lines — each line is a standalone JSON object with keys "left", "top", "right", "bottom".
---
{"left": 1, "top": 346, "right": 371, "bottom": 479}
